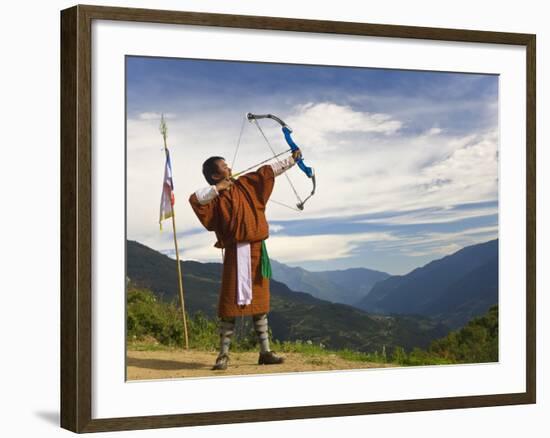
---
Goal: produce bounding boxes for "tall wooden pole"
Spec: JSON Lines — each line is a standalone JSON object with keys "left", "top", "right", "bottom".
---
{"left": 169, "top": 203, "right": 189, "bottom": 350}
{"left": 160, "top": 115, "right": 189, "bottom": 350}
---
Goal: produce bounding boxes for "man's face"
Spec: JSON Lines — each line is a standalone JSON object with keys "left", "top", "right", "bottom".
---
{"left": 213, "top": 159, "right": 232, "bottom": 181}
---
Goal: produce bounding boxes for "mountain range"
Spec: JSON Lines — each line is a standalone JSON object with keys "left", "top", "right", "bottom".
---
{"left": 355, "top": 239, "right": 498, "bottom": 329}
{"left": 127, "top": 238, "right": 498, "bottom": 351}
{"left": 127, "top": 240, "right": 450, "bottom": 353}
{"left": 270, "top": 259, "right": 390, "bottom": 306}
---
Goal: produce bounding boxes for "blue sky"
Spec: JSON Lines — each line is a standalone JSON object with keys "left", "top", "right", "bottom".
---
{"left": 126, "top": 56, "right": 498, "bottom": 275}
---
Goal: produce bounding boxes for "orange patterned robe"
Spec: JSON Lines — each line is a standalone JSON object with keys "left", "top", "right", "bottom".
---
{"left": 189, "top": 165, "right": 275, "bottom": 318}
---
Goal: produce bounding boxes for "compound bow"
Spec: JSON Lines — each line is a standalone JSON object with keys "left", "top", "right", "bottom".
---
{"left": 233, "top": 112, "right": 316, "bottom": 211}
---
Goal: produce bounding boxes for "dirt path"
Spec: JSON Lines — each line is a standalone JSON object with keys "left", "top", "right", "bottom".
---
{"left": 127, "top": 349, "right": 397, "bottom": 380}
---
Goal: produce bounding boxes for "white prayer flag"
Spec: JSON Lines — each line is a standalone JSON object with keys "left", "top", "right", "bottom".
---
{"left": 159, "top": 149, "right": 175, "bottom": 230}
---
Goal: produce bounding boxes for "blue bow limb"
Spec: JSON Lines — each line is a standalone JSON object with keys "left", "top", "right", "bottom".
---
{"left": 282, "top": 126, "right": 314, "bottom": 179}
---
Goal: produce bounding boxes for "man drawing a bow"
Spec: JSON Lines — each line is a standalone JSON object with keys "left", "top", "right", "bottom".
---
{"left": 189, "top": 148, "right": 302, "bottom": 370}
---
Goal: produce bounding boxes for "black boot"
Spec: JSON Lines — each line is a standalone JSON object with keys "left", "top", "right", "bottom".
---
{"left": 258, "top": 351, "right": 284, "bottom": 365}
{"left": 212, "top": 353, "right": 230, "bottom": 370}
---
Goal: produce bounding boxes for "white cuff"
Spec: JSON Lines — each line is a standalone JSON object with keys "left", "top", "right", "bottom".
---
{"left": 195, "top": 185, "right": 219, "bottom": 205}
{"left": 270, "top": 155, "right": 296, "bottom": 176}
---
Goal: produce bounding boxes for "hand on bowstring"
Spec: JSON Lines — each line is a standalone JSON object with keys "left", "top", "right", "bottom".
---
{"left": 215, "top": 178, "right": 233, "bottom": 192}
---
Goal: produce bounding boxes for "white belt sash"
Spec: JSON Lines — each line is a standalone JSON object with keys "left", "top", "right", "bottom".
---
{"left": 236, "top": 242, "right": 252, "bottom": 305}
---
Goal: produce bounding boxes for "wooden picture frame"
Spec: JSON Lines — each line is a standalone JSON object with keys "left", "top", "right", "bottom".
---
{"left": 60, "top": 4, "right": 536, "bottom": 433}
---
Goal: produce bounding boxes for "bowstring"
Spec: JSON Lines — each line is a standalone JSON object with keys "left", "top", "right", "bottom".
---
{"left": 251, "top": 118, "right": 304, "bottom": 208}
{"left": 230, "top": 115, "right": 247, "bottom": 169}
{"left": 231, "top": 115, "right": 303, "bottom": 212}
{"left": 269, "top": 199, "right": 302, "bottom": 212}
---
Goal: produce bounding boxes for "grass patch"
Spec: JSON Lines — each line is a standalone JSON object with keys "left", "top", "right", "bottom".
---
{"left": 126, "top": 283, "right": 497, "bottom": 367}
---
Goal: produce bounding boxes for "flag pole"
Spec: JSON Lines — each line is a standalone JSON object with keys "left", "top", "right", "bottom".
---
{"left": 160, "top": 115, "right": 189, "bottom": 350}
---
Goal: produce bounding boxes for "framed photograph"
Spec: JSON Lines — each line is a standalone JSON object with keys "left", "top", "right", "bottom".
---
{"left": 60, "top": 4, "right": 536, "bottom": 433}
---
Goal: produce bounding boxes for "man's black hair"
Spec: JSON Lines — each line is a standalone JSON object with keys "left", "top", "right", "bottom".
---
{"left": 202, "top": 156, "right": 226, "bottom": 185}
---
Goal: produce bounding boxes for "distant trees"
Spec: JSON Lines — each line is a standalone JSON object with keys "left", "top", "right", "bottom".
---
{"left": 429, "top": 305, "right": 498, "bottom": 363}
{"left": 127, "top": 283, "right": 264, "bottom": 351}
{"left": 391, "top": 305, "right": 499, "bottom": 365}
{"left": 127, "top": 286, "right": 185, "bottom": 346}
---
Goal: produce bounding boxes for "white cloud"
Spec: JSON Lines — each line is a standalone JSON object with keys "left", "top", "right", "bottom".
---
{"left": 126, "top": 113, "right": 248, "bottom": 240}
{"left": 136, "top": 229, "right": 223, "bottom": 263}
{"left": 126, "top": 101, "right": 498, "bottom": 268}
{"left": 138, "top": 112, "right": 176, "bottom": 120}
{"left": 264, "top": 232, "right": 398, "bottom": 263}
{"left": 285, "top": 102, "right": 402, "bottom": 151}
{"left": 356, "top": 204, "right": 497, "bottom": 226}
{"left": 127, "top": 103, "right": 498, "bottom": 228}
{"left": 426, "top": 127, "right": 443, "bottom": 136}
{"left": 139, "top": 230, "right": 399, "bottom": 266}
{"left": 141, "top": 228, "right": 400, "bottom": 266}
{"left": 373, "top": 225, "right": 498, "bottom": 257}
{"left": 400, "top": 243, "right": 463, "bottom": 257}
{"left": 150, "top": 224, "right": 497, "bottom": 269}
{"left": 420, "top": 129, "right": 498, "bottom": 194}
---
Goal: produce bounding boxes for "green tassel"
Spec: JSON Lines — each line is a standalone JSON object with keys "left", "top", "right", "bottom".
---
{"left": 260, "top": 240, "right": 272, "bottom": 279}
